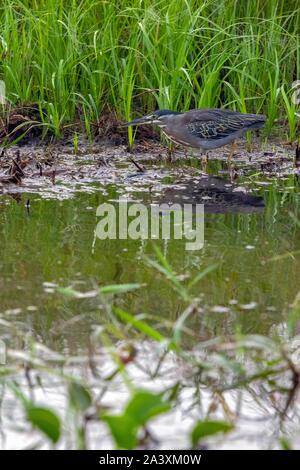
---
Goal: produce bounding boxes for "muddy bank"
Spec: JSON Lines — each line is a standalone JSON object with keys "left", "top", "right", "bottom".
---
{"left": 0, "top": 136, "right": 297, "bottom": 208}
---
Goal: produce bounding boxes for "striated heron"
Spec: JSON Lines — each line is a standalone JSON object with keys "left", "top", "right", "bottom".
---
{"left": 123, "top": 108, "right": 266, "bottom": 161}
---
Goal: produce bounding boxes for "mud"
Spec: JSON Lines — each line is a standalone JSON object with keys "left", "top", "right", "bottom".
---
{"left": 0, "top": 136, "right": 298, "bottom": 207}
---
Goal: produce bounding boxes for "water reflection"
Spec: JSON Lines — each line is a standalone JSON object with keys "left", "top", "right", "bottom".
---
{"left": 0, "top": 170, "right": 300, "bottom": 351}
{"left": 159, "top": 176, "right": 264, "bottom": 213}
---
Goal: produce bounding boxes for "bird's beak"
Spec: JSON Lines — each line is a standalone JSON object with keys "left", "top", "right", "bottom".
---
{"left": 122, "top": 114, "right": 154, "bottom": 127}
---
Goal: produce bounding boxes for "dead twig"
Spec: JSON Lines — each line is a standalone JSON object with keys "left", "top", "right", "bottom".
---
{"left": 129, "top": 157, "right": 145, "bottom": 172}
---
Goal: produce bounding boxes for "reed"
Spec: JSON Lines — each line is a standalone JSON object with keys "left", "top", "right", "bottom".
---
{"left": 0, "top": 0, "right": 299, "bottom": 139}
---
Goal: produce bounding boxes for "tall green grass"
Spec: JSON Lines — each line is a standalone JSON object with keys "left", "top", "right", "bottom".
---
{"left": 0, "top": 0, "right": 299, "bottom": 139}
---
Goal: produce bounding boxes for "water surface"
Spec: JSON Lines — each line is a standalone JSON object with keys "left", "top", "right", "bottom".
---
{"left": 1, "top": 158, "right": 299, "bottom": 351}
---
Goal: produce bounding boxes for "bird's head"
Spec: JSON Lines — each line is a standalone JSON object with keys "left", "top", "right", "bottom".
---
{"left": 122, "top": 109, "right": 181, "bottom": 128}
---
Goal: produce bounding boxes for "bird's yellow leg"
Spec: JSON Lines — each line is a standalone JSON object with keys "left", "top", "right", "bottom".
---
{"left": 167, "top": 143, "right": 174, "bottom": 162}
{"left": 201, "top": 154, "right": 208, "bottom": 172}
{"left": 202, "top": 153, "right": 208, "bottom": 164}
{"left": 228, "top": 141, "right": 237, "bottom": 162}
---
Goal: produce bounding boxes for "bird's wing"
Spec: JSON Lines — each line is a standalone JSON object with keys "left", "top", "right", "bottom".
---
{"left": 186, "top": 116, "right": 245, "bottom": 141}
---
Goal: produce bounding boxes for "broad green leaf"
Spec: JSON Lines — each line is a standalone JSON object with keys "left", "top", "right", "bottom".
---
{"left": 68, "top": 382, "right": 92, "bottom": 411}
{"left": 102, "top": 390, "right": 171, "bottom": 449}
{"left": 280, "top": 437, "right": 292, "bottom": 450}
{"left": 125, "top": 390, "right": 171, "bottom": 426}
{"left": 114, "top": 308, "right": 165, "bottom": 342}
{"left": 58, "top": 284, "right": 142, "bottom": 298}
{"left": 191, "top": 420, "right": 233, "bottom": 446}
{"left": 99, "top": 283, "right": 142, "bottom": 294}
{"left": 27, "top": 406, "right": 61, "bottom": 444}
{"left": 57, "top": 287, "right": 97, "bottom": 299}
{"left": 57, "top": 287, "right": 82, "bottom": 297}
{"left": 102, "top": 414, "right": 138, "bottom": 449}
